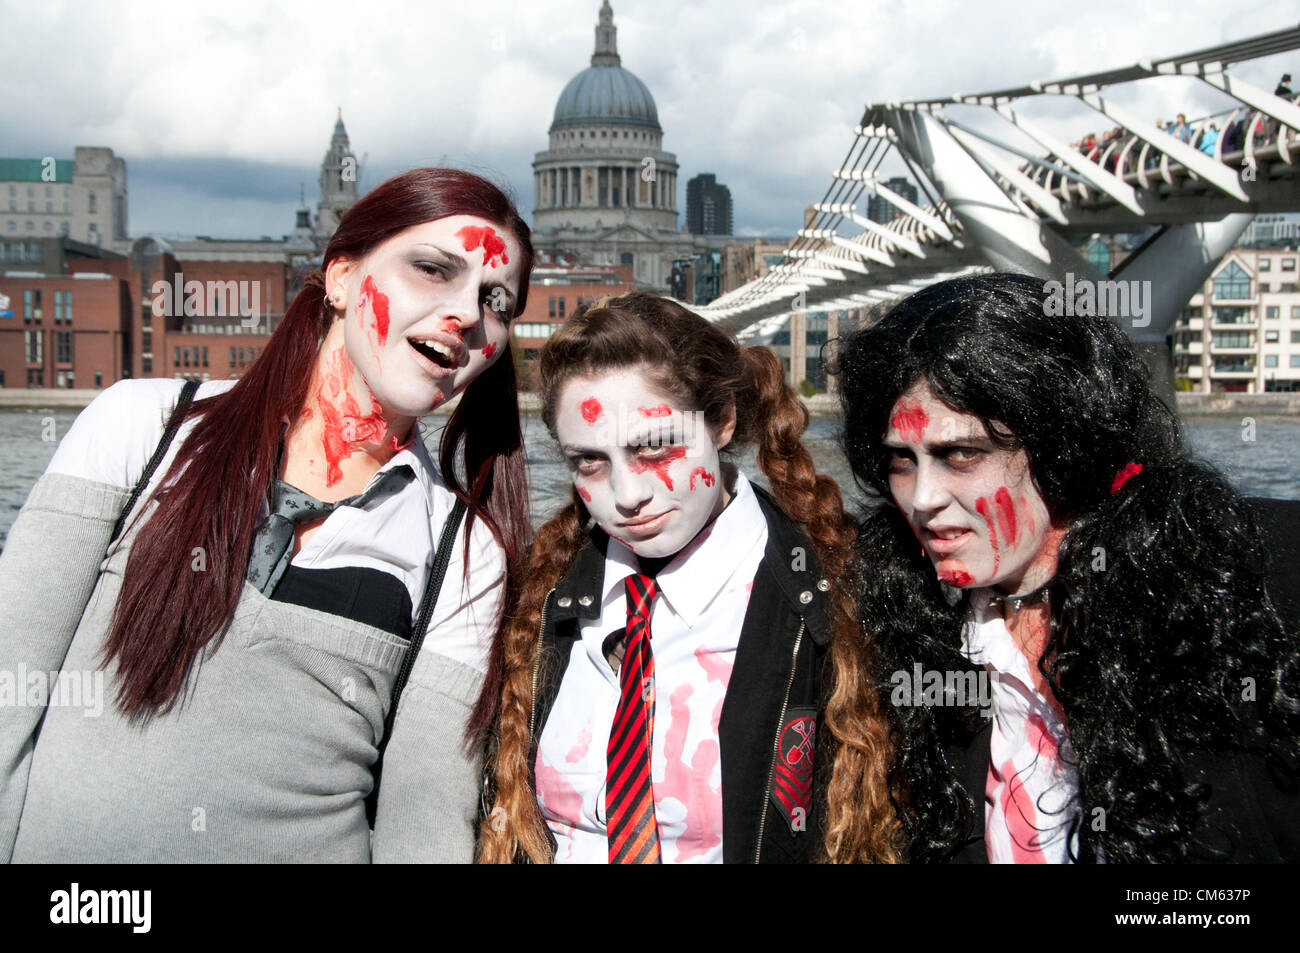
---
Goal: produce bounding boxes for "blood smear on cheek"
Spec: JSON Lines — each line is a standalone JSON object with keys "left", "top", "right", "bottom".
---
{"left": 579, "top": 397, "right": 603, "bottom": 424}
{"left": 577, "top": 486, "right": 592, "bottom": 502}
{"left": 360, "top": 275, "right": 390, "bottom": 346}
{"left": 890, "top": 400, "right": 929, "bottom": 443}
{"left": 993, "top": 487, "right": 1018, "bottom": 547}
{"left": 481, "top": 341, "right": 497, "bottom": 359}
{"left": 975, "top": 496, "right": 1000, "bottom": 575}
{"left": 688, "top": 467, "right": 715, "bottom": 490}
{"left": 637, "top": 404, "right": 672, "bottom": 418}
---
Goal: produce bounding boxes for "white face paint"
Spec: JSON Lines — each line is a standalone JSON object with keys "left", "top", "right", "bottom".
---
{"left": 554, "top": 369, "right": 734, "bottom": 559}
{"left": 883, "top": 382, "right": 1059, "bottom": 595}
{"left": 325, "top": 215, "right": 523, "bottom": 419}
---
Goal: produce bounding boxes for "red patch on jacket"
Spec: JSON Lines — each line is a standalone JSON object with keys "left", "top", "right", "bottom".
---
{"left": 770, "top": 711, "right": 816, "bottom": 833}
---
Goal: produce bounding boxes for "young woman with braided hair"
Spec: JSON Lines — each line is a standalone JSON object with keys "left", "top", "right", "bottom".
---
{"left": 479, "top": 290, "right": 899, "bottom": 863}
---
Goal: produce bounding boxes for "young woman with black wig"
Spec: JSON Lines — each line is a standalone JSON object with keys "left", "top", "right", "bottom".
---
{"left": 0, "top": 168, "right": 533, "bottom": 862}
{"left": 837, "top": 272, "right": 1299, "bottom": 863}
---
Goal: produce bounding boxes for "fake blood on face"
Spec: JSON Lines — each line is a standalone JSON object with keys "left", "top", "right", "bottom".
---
{"left": 359, "top": 275, "right": 391, "bottom": 346}
{"left": 456, "top": 225, "right": 509, "bottom": 268}
{"left": 481, "top": 341, "right": 497, "bottom": 359}
{"left": 993, "top": 486, "right": 1018, "bottom": 548}
{"left": 579, "top": 397, "right": 603, "bottom": 424}
{"left": 975, "top": 496, "right": 1000, "bottom": 575}
{"left": 577, "top": 486, "right": 592, "bottom": 503}
{"left": 890, "top": 400, "right": 930, "bottom": 443}
{"left": 689, "top": 467, "right": 716, "bottom": 490}
{"left": 314, "top": 347, "right": 389, "bottom": 486}
{"left": 628, "top": 445, "right": 688, "bottom": 490}
{"left": 938, "top": 565, "right": 974, "bottom": 587}
{"left": 637, "top": 404, "right": 672, "bottom": 418}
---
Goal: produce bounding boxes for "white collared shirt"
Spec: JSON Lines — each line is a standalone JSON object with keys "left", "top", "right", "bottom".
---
{"left": 962, "top": 589, "right": 1079, "bottom": 864}
{"left": 46, "top": 377, "right": 503, "bottom": 673}
{"left": 536, "top": 470, "right": 769, "bottom": 863}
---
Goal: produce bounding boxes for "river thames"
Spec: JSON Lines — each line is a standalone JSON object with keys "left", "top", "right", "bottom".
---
{"left": 2, "top": 408, "right": 1296, "bottom": 549}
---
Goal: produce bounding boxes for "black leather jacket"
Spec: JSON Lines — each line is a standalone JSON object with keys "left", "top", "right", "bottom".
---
{"left": 527, "top": 484, "right": 833, "bottom": 863}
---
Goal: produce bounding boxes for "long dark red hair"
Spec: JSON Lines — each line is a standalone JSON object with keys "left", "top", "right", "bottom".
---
{"left": 102, "top": 167, "right": 533, "bottom": 745}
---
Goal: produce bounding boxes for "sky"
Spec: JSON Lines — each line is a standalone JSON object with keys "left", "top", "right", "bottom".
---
{"left": 2, "top": 0, "right": 1296, "bottom": 240}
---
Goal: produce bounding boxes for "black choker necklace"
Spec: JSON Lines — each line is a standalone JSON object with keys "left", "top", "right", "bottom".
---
{"left": 989, "top": 578, "right": 1055, "bottom": 614}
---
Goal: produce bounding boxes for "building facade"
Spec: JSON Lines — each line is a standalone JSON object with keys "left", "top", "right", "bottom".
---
{"left": 686, "top": 173, "right": 733, "bottom": 236}
{"left": 1174, "top": 247, "right": 1300, "bottom": 393}
{"left": 0, "top": 147, "right": 128, "bottom": 246}
{"left": 530, "top": 2, "right": 729, "bottom": 295}
{"left": 510, "top": 263, "right": 635, "bottom": 389}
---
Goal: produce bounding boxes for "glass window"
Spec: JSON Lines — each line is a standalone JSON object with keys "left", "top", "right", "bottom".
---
{"left": 1212, "top": 332, "right": 1251, "bottom": 349}
{"left": 1260, "top": 283, "right": 1271, "bottom": 293}
{"left": 55, "top": 331, "right": 72, "bottom": 364}
{"left": 1267, "top": 306, "right": 1280, "bottom": 318}
{"left": 1291, "top": 331, "right": 1300, "bottom": 344}
{"left": 1283, "top": 258, "right": 1296, "bottom": 270}
{"left": 1087, "top": 239, "right": 1109, "bottom": 273}
{"left": 173, "top": 346, "right": 180, "bottom": 367}
{"left": 94, "top": 370, "right": 103, "bottom": 388}
{"left": 1265, "top": 355, "right": 1278, "bottom": 367}
{"left": 1266, "top": 330, "right": 1280, "bottom": 342}
{"left": 558, "top": 297, "right": 566, "bottom": 318}
{"left": 1292, "top": 356, "right": 1300, "bottom": 368}
{"left": 1213, "top": 261, "right": 1251, "bottom": 299}
{"left": 1259, "top": 258, "right": 1272, "bottom": 271}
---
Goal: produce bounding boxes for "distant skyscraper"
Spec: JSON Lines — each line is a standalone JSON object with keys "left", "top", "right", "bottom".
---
{"left": 867, "top": 176, "right": 918, "bottom": 224}
{"left": 686, "top": 173, "right": 733, "bottom": 235}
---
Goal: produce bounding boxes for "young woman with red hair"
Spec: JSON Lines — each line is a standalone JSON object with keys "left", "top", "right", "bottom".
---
{"left": 0, "top": 168, "right": 533, "bottom": 862}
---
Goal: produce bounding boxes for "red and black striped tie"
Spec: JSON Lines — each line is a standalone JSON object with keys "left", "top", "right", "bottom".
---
{"left": 606, "top": 572, "right": 661, "bottom": 864}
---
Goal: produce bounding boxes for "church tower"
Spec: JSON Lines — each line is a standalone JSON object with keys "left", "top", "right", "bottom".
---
{"left": 316, "top": 109, "right": 358, "bottom": 243}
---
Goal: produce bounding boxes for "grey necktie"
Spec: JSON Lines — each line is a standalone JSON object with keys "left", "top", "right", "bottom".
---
{"left": 247, "top": 464, "right": 416, "bottom": 595}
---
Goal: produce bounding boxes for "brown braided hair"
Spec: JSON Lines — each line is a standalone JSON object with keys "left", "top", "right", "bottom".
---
{"left": 477, "top": 290, "right": 900, "bottom": 863}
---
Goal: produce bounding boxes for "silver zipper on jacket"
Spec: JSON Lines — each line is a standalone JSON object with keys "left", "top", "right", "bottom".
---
{"left": 754, "top": 620, "right": 805, "bottom": 864}
{"left": 529, "top": 587, "right": 556, "bottom": 742}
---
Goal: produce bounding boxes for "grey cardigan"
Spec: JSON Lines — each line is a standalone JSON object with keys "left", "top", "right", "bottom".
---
{"left": 0, "top": 389, "right": 492, "bottom": 863}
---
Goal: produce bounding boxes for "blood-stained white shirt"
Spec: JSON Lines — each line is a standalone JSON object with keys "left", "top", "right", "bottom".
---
{"left": 962, "top": 590, "right": 1080, "bottom": 864}
{"left": 536, "top": 470, "right": 768, "bottom": 864}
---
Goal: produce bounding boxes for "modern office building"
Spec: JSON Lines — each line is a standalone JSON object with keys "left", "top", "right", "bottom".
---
{"left": 686, "top": 173, "right": 733, "bottom": 236}
{"left": 866, "top": 176, "right": 918, "bottom": 224}
{"left": 1174, "top": 247, "right": 1300, "bottom": 393}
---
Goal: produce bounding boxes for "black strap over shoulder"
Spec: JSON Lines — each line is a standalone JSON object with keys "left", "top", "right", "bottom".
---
{"left": 366, "top": 496, "right": 468, "bottom": 828}
{"left": 109, "top": 379, "right": 201, "bottom": 544}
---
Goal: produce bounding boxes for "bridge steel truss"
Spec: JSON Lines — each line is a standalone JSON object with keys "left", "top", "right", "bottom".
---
{"left": 700, "top": 24, "right": 1300, "bottom": 365}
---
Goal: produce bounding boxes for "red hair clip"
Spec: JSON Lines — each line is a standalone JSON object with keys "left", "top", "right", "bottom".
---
{"left": 1110, "top": 462, "right": 1143, "bottom": 495}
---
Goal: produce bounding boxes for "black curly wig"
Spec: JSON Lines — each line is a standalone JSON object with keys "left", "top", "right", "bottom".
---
{"left": 837, "top": 272, "right": 1299, "bottom": 863}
